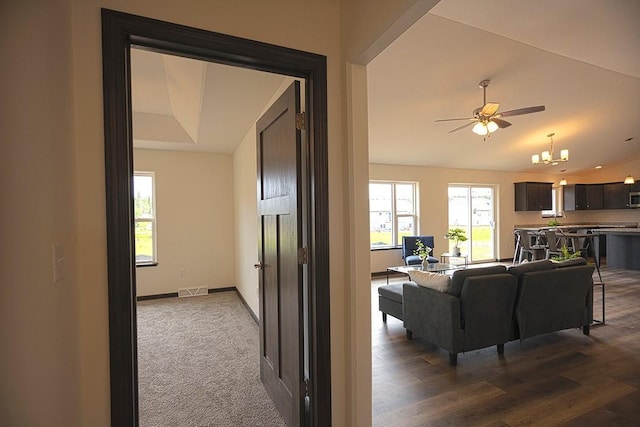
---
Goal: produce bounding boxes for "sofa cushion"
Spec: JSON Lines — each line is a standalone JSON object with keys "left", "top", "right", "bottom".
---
{"left": 378, "top": 283, "right": 403, "bottom": 303}
{"left": 551, "top": 257, "right": 587, "bottom": 268}
{"left": 508, "top": 259, "right": 555, "bottom": 276}
{"left": 408, "top": 270, "right": 450, "bottom": 292}
{"left": 448, "top": 265, "right": 507, "bottom": 297}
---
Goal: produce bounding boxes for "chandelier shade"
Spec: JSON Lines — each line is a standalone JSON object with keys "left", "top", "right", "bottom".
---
{"left": 624, "top": 175, "right": 635, "bottom": 184}
{"left": 532, "top": 133, "right": 569, "bottom": 165}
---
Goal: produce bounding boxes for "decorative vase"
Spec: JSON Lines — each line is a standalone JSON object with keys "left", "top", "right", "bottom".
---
{"left": 452, "top": 247, "right": 461, "bottom": 256}
{"left": 421, "top": 257, "right": 428, "bottom": 269}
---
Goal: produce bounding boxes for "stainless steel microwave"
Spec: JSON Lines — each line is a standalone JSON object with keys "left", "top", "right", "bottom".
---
{"left": 630, "top": 191, "right": 640, "bottom": 208}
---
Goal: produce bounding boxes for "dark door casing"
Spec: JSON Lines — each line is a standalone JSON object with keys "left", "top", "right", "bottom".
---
{"left": 101, "top": 9, "right": 330, "bottom": 426}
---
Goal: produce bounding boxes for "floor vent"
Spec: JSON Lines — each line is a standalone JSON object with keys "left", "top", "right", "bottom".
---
{"left": 178, "top": 287, "right": 209, "bottom": 298}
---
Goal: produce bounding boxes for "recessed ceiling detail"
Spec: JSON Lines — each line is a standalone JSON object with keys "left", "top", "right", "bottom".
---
{"left": 130, "top": 48, "right": 288, "bottom": 153}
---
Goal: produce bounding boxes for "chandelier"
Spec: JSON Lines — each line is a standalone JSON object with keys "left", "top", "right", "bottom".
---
{"left": 532, "top": 133, "right": 568, "bottom": 165}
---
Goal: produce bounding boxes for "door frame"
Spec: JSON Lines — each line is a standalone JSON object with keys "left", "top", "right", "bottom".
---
{"left": 101, "top": 9, "right": 330, "bottom": 426}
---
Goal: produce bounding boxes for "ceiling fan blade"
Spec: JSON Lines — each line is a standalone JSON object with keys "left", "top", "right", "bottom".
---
{"left": 480, "top": 102, "right": 500, "bottom": 116}
{"left": 492, "top": 118, "right": 512, "bottom": 129}
{"left": 434, "top": 117, "right": 474, "bottom": 122}
{"left": 448, "top": 121, "right": 476, "bottom": 133}
{"left": 498, "top": 105, "right": 545, "bottom": 118}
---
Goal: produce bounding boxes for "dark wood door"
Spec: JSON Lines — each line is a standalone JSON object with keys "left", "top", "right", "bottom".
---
{"left": 256, "top": 81, "right": 303, "bottom": 426}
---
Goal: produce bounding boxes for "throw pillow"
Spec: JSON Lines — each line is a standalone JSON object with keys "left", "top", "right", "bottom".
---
{"left": 408, "top": 270, "right": 450, "bottom": 292}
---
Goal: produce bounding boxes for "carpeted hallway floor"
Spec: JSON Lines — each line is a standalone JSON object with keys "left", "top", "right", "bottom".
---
{"left": 137, "top": 291, "right": 286, "bottom": 426}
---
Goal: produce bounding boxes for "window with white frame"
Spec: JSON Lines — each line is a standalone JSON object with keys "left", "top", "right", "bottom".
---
{"left": 369, "top": 181, "right": 418, "bottom": 248}
{"left": 541, "top": 187, "right": 559, "bottom": 218}
{"left": 134, "top": 172, "right": 157, "bottom": 265}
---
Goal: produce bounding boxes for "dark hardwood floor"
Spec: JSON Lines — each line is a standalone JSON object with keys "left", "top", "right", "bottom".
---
{"left": 372, "top": 267, "right": 640, "bottom": 426}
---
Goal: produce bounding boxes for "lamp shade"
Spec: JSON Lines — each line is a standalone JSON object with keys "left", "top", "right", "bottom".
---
{"left": 472, "top": 122, "right": 488, "bottom": 135}
{"left": 560, "top": 149, "right": 569, "bottom": 161}
{"left": 559, "top": 178, "right": 567, "bottom": 186}
{"left": 531, "top": 154, "right": 540, "bottom": 164}
{"left": 624, "top": 175, "right": 635, "bottom": 184}
{"left": 487, "top": 120, "right": 498, "bottom": 133}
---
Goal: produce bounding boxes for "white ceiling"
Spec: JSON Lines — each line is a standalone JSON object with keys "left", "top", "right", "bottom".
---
{"left": 368, "top": 0, "right": 640, "bottom": 175}
{"left": 131, "top": 48, "right": 287, "bottom": 153}
{"left": 130, "top": 0, "right": 640, "bottom": 176}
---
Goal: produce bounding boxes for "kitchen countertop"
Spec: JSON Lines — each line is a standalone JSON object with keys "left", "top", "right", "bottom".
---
{"left": 514, "top": 222, "right": 637, "bottom": 230}
{"left": 592, "top": 228, "right": 640, "bottom": 234}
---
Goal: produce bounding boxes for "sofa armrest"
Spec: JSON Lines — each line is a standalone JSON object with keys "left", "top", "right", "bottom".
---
{"left": 403, "top": 282, "right": 463, "bottom": 353}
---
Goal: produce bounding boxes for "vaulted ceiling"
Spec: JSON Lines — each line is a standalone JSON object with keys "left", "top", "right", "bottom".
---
{"left": 367, "top": 0, "right": 640, "bottom": 175}
{"left": 130, "top": 0, "right": 640, "bottom": 176}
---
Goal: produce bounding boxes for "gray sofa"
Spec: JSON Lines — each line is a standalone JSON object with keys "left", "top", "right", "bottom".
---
{"left": 402, "top": 259, "right": 594, "bottom": 366}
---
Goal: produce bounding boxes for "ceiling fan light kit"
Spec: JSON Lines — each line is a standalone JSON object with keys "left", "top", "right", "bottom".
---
{"left": 532, "top": 133, "right": 569, "bottom": 165}
{"left": 472, "top": 120, "right": 498, "bottom": 136}
{"left": 435, "top": 79, "right": 545, "bottom": 140}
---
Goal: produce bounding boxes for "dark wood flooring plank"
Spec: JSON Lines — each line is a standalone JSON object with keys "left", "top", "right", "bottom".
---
{"left": 372, "top": 266, "right": 640, "bottom": 426}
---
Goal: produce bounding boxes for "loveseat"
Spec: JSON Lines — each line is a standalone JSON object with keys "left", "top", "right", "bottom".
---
{"left": 401, "top": 259, "right": 594, "bottom": 365}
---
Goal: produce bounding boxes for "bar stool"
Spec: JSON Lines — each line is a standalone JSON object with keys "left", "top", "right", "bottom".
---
{"left": 544, "top": 230, "right": 565, "bottom": 259}
{"left": 515, "top": 229, "right": 545, "bottom": 263}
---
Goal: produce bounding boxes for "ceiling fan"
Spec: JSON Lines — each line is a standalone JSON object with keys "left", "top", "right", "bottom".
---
{"left": 435, "top": 79, "right": 545, "bottom": 139}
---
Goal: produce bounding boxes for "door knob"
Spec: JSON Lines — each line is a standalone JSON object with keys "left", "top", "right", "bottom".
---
{"left": 254, "top": 262, "right": 263, "bottom": 270}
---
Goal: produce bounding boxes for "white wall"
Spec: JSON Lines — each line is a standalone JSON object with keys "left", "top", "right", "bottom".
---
{"left": 0, "top": 0, "right": 81, "bottom": 424}
{"left": 134, "top": 149, "right": 236, "bottom": 296}
{"left": 233, "top": 124, "right": 260, "bottom": 316}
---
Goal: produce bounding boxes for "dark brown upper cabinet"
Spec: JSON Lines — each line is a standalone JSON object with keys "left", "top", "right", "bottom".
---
{"left": 603, "top": 182, "right": 631, "bottom": 209}
{"left": 514, "top": 182, "right": 552, "bottom": 211}
{"left": 564, "top": 184, "right": 604, "bottom": 210}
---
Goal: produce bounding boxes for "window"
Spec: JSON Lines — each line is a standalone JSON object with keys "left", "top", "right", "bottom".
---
{"left": 448, "top": 185, "right": 496, "bottom": 262}
{"left": 369, "top": 181, "right": 417, "bottom": 248}
{"left": 134, "top": 172, "right": 157, "bottom": 265}
{"left": 541, "top": 187, "right": 559, "bottom": 217}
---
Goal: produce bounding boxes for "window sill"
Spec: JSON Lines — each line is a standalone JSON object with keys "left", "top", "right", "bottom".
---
{"left": 136, "top": 262, "right": 158, "bottom": 268}
{"left": 370, "top": 246, "right": 401, "bottom": 251}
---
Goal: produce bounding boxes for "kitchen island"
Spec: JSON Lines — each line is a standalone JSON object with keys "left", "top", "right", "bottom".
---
{"left": 593, "top": 228, "right": 640, "bottom": 270}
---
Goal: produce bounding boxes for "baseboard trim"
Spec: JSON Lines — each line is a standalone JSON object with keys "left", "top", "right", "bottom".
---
{"left": 137, "top": 292, "right": 177, "bottom": 301}
{"left": 208, "top": 286, "right": 236, "bottom": 294}
{"left": 235, "top": 288, "right": 259, "bottom": 324}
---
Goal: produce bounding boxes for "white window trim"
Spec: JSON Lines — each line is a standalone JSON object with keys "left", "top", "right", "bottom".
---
{"left": 369, "top": 180, "right": 418, "bottom": 249}
{"left": 134, "top": 171, "right": 157, "bottom": 265}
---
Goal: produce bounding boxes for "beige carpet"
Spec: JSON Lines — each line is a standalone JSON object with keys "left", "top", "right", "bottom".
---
{"left": 137, "top": 291, "right": 286, "bottom": 426}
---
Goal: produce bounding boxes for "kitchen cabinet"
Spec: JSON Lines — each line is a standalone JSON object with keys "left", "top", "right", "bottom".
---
{"left": 564, "top": 184, "right": 603, "bottom": 210}
{"left": 514, "top": 182, "right": 552, "bottom": 211}
{"left": 603, "top": 182, "right": 630, "bottom": 209}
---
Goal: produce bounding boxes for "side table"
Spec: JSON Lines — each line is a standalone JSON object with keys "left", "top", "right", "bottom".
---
{"left": 440, "top": 253, "right": 468, "bottom": 266}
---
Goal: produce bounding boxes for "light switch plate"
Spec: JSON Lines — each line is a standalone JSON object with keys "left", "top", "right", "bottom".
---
{"left": 52, "top": 243, "right": 65, "bottom": 283}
